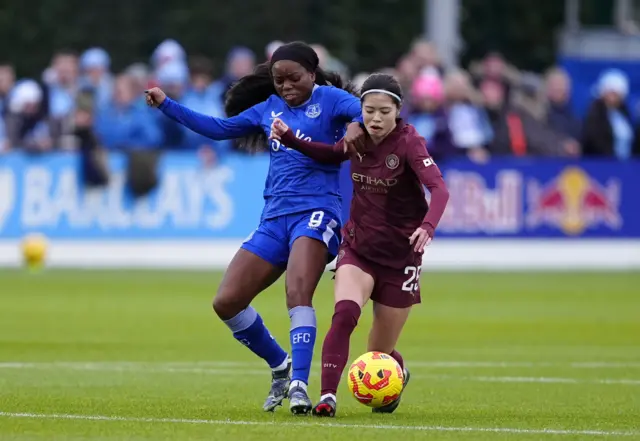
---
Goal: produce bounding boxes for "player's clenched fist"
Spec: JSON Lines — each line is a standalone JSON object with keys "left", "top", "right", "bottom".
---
{"left": 145, "top": 87, "right": 167, "bottom": 107}
{"left": 270, "top": 118, "right": 289, "bottom": 140}
{"left": 343, "top": 122, "right": 365, "bottom": 154}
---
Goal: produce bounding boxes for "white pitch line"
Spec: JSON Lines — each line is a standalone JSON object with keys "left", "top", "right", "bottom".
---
{"left": 413, "top": 374, "right": 640, "bottom": 386}
{"left": 0, "top": 412, "right": 637, "bottom": 437}
{"left": 1, "top": 362, "right": 639, "bottom": 386}
{"left": 2, "top": 360, "right": 640, "bottom": 369}
{"left": 408, "top": 361, "right": 640, "bottom": 368}
{"left": 0, "top": 363, "right": 266, "bottom": 376}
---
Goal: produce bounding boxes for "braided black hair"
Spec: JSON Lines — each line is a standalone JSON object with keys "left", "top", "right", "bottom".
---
{"left": 225, "top": 47, "right": 357, "bottom": 152}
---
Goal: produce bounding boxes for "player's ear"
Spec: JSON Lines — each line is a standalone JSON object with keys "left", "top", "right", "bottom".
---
{"left": 395, "top": 105, "right": 401, "bottom": 118}
{"left": 309, "top": 71, "right": 316, "bottom": 84}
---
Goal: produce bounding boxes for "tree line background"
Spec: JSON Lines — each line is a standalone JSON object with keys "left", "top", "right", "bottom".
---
{"left": 0, "top": 0, "right": 614, "bottom": 77}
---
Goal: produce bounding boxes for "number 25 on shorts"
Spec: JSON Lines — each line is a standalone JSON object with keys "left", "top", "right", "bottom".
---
{"left": 402, "top": 266, "right": 421, "bottom": 292}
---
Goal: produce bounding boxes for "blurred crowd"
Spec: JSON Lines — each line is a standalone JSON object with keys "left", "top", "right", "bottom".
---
{"left": 1, "top": 37, "right": 639, "bottom": 169}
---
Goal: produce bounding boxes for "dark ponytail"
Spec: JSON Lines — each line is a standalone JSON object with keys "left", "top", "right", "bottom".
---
{"left": 225, "top": 62, "right": 357, "bottom": 152}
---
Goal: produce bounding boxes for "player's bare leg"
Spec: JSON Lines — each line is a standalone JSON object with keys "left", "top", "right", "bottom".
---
{"left": 313, "top": 264, "right": 374, "bottom": 417}
{"left": 213, "top": 249, "right": 290, "bottom": 412}
{"left": 285, "top": 237, "right": 328, "bottom": 415}
{"left": 214, "top": 249, "right": 284, "bottom": 320}
{"left": 368, "top": 302, "right": 412, "bottom": 414}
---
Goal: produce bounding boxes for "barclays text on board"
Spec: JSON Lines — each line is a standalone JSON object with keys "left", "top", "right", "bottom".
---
{"left": 0, "top": 152, "right": 638, "bottom": 240}
{"left": 0, "top": 152, "right": 266, "bottom": 239}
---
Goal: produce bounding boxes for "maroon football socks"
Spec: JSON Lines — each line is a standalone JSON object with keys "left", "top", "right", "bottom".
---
{"left": 320, "top": 300, "right": 362, "bottom": 396}
{"left": 390, "top": 349, "right": 405, "bottom": 370}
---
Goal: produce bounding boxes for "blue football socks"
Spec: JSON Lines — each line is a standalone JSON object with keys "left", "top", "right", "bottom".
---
{"left": 288, "top": 306, "right": 317, "bottom": 385}
{"left": 224, "top": 306, "right": 288, "bottom": 369}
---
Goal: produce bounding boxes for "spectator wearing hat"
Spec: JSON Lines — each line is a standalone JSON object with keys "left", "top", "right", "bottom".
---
{"left": 265, "top": 40, "right": 284, "bottom": 61}
{"left": 582, "top": 69, "right": 639, "bottom": 159}
{"left": 408, "top": 73, "right": 455, "bottom": 161}
{"left": 148, "top": 39, "right": 187, "bottom": 91}
{"left": 5, "top": 80, "right": 52, "bottom": 152}
{"left": 79, "top": 47, "right": 114, "bottom": 110}
{"left": 152, "top": 39, "right": 186, "bottom": 71}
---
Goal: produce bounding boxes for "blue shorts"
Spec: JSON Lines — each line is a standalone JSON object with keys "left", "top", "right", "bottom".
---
{"left": 241, "top": 209, "right": 342, "bottom": 269}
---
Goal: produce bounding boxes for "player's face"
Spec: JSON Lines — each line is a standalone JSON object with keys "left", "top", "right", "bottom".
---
{"left": 271, "top": 61, "right": 315, "bottom": 106}
{"left": 362, "top": 93, "right": 399, "bottom": 140}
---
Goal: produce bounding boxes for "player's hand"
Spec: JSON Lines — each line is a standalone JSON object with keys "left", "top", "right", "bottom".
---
{"left": 409, "top": 227, "right": 432, "bottom": 253}
{"left": 145, "top": 87, "right": 167, "bottom": 107}
{"left": 344, "top": 122, "right": 365, "bottom": 156}
{"left": 269, "top": 118, "right": 289, "bottom": 140}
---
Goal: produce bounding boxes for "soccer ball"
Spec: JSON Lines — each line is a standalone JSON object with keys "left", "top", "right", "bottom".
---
{"left": 347, "top": 351, "right": 404, "bottom": 408}
{"left": 21, "top": 233, "right": 48, "bottom": 269}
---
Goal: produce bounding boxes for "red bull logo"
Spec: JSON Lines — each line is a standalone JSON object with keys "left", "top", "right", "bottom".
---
{"left": 527, "top": 167, "right": 621, "bottom": 235}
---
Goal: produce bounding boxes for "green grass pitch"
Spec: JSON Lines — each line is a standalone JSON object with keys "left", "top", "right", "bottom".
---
{"left": 1, "top": 270, "right": 639, "bottom": 440}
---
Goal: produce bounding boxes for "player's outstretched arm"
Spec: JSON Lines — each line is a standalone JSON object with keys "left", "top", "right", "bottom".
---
{"left": 146, "top": 87, "right": 262, "bottom": 141}
{"left": 271, "top": 118, "right": 348, "bottom": 165}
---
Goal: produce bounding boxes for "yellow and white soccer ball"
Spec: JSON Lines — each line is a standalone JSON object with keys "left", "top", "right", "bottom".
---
{"left": 347, "top": 351, "right": 404, "bottom": 408}
{"left": 21, "top": 233, "right": 48, "bottom": 269}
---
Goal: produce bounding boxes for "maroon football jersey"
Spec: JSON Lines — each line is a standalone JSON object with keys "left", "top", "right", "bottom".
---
{"left": 279, "top": 120, "right": 449, "bottom": 269}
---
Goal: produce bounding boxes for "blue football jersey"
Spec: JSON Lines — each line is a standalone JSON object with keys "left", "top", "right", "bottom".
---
{"left": 159, "top": 85, "right": 361, "bottom": 221}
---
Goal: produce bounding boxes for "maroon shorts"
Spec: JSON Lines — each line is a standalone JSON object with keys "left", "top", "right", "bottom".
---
{"left": 335, "top": 243, "right": 421, "bottom": 309}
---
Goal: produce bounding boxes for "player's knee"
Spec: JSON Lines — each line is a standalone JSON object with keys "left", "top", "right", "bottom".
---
{"left": 331, "top": 300, "right": 361, "bottom": 328}
{"left": 212, "top": 291, "right": 242, "bottom": 320}
{"left": 285, "top": 286, "right": 313, "bottom": 309}
{"left": 211, "top": 295, "right": 228, "bottom": 318}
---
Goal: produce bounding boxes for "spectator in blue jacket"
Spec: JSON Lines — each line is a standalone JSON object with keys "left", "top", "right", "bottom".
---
{"left": 217, "top": 46, "right": 256, "bottom": 100}
{"left": 94, "top": 74, "right": 161, "bottom": 150}
{"left": 79, "top": 47, "right": 114, "bottom": 110}
{"left": 181, "top": 56, "right": 231, "bottom": 164}
{"left": 181, "top": 56, "right": 224, "bottom": 118}
{"left": 46, "top": 50, "right": 79, "bottom": 120}
{"left": 154, "top": 61, "right": 191, "bottom": 149}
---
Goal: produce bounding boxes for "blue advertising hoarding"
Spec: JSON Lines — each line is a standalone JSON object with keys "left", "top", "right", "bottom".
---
{"left": 0, "top": 152, "right": 267, "bottom": 239}
{"left": 0, "top": 152, "right": 638, "bottom": 240}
